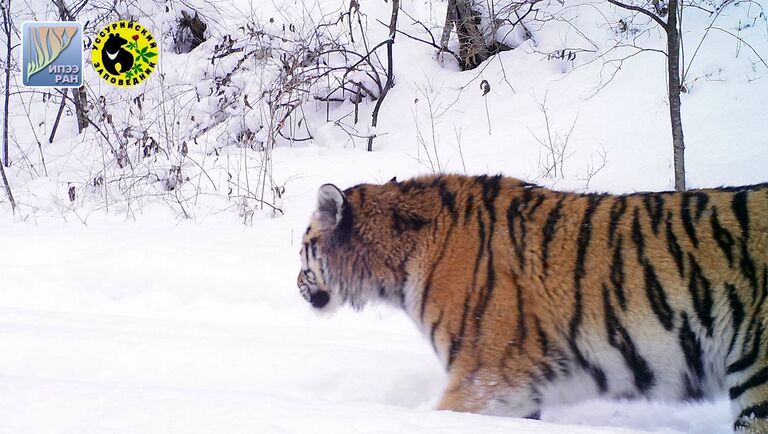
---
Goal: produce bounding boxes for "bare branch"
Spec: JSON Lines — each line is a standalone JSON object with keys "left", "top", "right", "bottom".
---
{"left": 607, "top": 0, "right": 668, "bottom": 30}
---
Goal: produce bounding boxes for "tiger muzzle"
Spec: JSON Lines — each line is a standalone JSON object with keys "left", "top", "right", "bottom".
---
{"left": 297, "top": 275, "right": 330, "bottom": 309}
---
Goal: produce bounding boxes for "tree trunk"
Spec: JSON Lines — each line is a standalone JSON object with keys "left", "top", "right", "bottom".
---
{"left": 2, "top": 0, "right": 10, "bottom": 167}
{"left": 0, "top": 0, "right": 14, "bottom": 212}
{"left": 667, "top": 0, "right": 686, "bottom": 191}
{"left": 449, "top": 0, "right": 489, "bottom": 70}
{"left": 0, "top": 153, "right": 14, "bottom": 209}
{"left": 56, "top": 0, "right": 88, "bottom": 133}
{"left": 72, "top": 86, "right": 88, "bottom": 132}
{"left": 366, "top": 0, "right": 399, "bottom": 152}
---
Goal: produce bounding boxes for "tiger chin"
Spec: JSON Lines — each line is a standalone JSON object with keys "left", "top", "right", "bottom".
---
{"left": 297, "top": 174, "right": 768, "bottom": 433}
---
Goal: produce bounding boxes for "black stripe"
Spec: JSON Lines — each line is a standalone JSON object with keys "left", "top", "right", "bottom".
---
{"left": 396, "top": 180, "right": 427, "bottom": 193}
{"left": 507, "top": 196, "right": 526, "bottom": 268}
{"left": 429, "top": 310, "right": 444, "bottom": 354}
{"left": 516, "top": 279, "right": 527, "bottom": 348}
{"left": 420, "top": 227, "right": 454, "bottom": 319}
{"left": 448, "top": 292, "right": 472, "bottom": 369}
{"left": 687, "top": 254, "right": 714, "bottom": 337}
{"left": 535, "top": 317, "right": 550, "bottom": 355}
{"left": 463, "top": 194, "right": 474, "bottom": 226}
{"left": 392, "top": 209, "right": 430, "bottom": 233}
{"left": 479, "top": 175, "right": 502, "bottom": 209}
{"left": 726, "top": 283, "right": 745, "bottom": 357}
{"left": 610, "top": 235, "right": 627, "bottom": 310}
{"left": 603, "top": 285, "right": 655, "bottom": 393}
{"left": 527, "top": 193, "right": 545, "bottom": 217}
{"left": 643, "top": 261, "right": 675, "bottom": 331}
{"left": 632, "top": 207, "right": 645, "bottom": 264}
{"left": 535, "top": 317, "right": 570, "bottom": 379}
{"left": 711, "top": 207, "right": 735, "bottom": 266}
{"left": 309, "top": 237, "right": 319, "bottom": 259}
{"left": 740, "top": 241, "right": 759, "bottom": 296}
{"left": 665, "top": 212, "right": 685, "bottom": 277}
{"left": 693, "top": 192, "right": 710, "bottom": 221}
{"left": 473, "top": 176, "right": 502, "bottom": 334}
{"left": 569, "top": 195, "right": 608, "bottom": 395}
{"left": 633, "top": 206, "right": 675, "bottom": 331}
{"left": 732, "top": 191, "right": 749, "bottom": 239}
{"left": 682, "top": 374, "right": 705, "bottom": 401}
{"left": 608, "top": 196, "right": 627, "bottom": 246}
{"left": 541, "top": 198, "right": 565, "bottom": 275}
{"left": 471, "top": 208, "right": 487, "bottom": 293}
{"left": 537, "top": 360, "right": 557, "bottom": 382}
{"left": 568, "top": 204, "right": 608, "bottom": 392}
{"left": 574, "top": 195, "right": 604, "bottom": 290}
{"left": 303, "top": 242, "right": 310, "bottom": 263}
{"left": 681, "top": 193, "right": 699, "bottom": 248}
{"left": 727, "top": 314, "right": 764, "bottom": 374}
{"left": 730, "top": 365, "right": 768, "bottom": 400}
{"left": 678, "top": 313, "right": 705, "bottom": 381}
{"left": 438, "top": 181, "right": 459, "bottom": 222}
{"left": 642, "top": 194, "right": 664, "bottom": 235}
{"left": 506, "top": 189, "right": 542, "bottom": 272}
{"left": 590, "top": 365, "right": 608, "bottom": 394}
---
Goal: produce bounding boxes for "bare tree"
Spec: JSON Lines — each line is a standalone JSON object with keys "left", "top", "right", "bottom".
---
{"left": 1, "top": 0, "right": 11, "bottom": 167}
{"left": 606, "top": 0, "right": 686, "bottom": 190}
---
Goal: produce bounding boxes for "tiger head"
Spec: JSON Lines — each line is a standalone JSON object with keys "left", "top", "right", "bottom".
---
{"left": 297, "top": 183, "right": 354, "bottom": 312}
{"left": 297, "top": 180, "right": 423, "bottom": 313}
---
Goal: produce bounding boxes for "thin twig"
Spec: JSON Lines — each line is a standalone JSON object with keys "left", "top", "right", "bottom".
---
{"left": 711, "top": 26, "right": 768, "bottom": 70}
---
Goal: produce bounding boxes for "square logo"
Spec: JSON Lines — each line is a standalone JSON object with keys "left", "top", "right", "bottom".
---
{"left": 22, "top": 21, "right": 83, "bottom": 87}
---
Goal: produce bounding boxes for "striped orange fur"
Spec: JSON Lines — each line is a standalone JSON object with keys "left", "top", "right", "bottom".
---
{"left": 297, "top": 174, "right": 768, "bottom": 433}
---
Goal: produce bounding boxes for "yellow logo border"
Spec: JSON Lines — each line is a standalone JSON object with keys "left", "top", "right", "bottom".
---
{"left": 91, "top": 20, "right": 158, "bottom": 87}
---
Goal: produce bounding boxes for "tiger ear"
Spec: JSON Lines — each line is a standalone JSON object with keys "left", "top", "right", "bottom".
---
{"left": 315, "top": 184, "right": 345, "bottom": 229}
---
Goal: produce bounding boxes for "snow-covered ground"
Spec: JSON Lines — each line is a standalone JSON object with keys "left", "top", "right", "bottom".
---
{"left": 0, "top": 222, "right": 732, "bottom": 434}
{"left": 2, "top": 0, "right": 767, "bottom": 432}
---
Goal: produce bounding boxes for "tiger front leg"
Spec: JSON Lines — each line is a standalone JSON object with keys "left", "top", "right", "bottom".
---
{"left": 437, "top": 371, "right": 541, "bottom": 419}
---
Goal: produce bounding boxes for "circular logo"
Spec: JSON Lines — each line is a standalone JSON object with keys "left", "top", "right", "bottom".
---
{"left": 91, "top": 20, "right": 158, "bottom": 87}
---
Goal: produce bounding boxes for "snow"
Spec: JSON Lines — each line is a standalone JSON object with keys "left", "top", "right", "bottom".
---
{"left": 0, "top": 223, "right": 732, "bottom": 434}
{"left": 2, "top": 0, "right": 767, "bottom": 431}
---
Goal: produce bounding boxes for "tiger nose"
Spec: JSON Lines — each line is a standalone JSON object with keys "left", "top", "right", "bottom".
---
{"left": 309, "top": 290, "right": 330, "bottom": 308}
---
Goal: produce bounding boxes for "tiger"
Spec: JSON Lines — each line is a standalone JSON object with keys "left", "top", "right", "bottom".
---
{"left": 296, "top": 174, "right": 768, "bottom": 433}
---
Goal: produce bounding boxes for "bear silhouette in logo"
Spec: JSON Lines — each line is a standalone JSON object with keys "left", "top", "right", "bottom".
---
{"left": 101, "top": 33, "right": 134, "bottom": 75}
